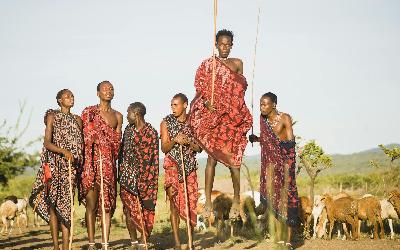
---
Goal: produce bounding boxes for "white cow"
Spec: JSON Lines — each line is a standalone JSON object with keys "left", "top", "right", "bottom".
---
{"left": 380, "top": 199, "right": 399, "bottom": 239}
{"left": 312, "top": 195, "right": 325, "bottom": 238}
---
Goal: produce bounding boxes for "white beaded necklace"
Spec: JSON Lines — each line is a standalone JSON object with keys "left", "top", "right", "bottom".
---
{"left": 268, "top": 111, "right": 282, "bottom": 128}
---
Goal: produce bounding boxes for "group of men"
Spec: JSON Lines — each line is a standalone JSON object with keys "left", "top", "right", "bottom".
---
{"left": 30, "top": 29, "right": 299, "bottom": 250}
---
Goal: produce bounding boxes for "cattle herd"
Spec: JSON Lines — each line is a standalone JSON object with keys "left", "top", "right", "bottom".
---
{"left": 1, "top": 189, "right": 400, "bottom": 242}
{"left": 195, "top": 189, "right": 400, "bottom": 241}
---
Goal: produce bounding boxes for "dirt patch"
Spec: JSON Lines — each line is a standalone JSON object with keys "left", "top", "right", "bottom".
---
{"left": 1, "top": 225, "right": 400, "bottom": 250}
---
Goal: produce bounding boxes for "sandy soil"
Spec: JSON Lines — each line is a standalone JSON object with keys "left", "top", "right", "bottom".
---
{"left": 1, "top": 224, "right": 400, "bottom": 250}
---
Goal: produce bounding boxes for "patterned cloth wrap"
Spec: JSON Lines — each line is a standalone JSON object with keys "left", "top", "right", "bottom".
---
{"left": 189, "top": 57, "right": 253, "bottom": 167}
{"left": 164, "top": 114, "right": 198, "bottom": 181}
{"left": 79, "top": 105, "right": 121, "bottom": 217}
{"left": 259, "top": 115, "right": 299, "bottom": 227}
{"left": 29, "top": 109, "right": 84, "bottom": 228}
{"left": 163, "top": 114, "right": 199, "bottom": 226}
{"left": 119, "top": 123, "right": 159, "bottom": 237}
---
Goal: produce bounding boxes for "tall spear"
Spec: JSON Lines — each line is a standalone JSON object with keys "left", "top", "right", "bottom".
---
{"left": 68, "top": 159, "right": 74, "bottom": 250}
{"left": 211, "top": 0, "right": 218, "bottom": 106}
{"left": 180, "top": 145, "right": 193, "bottom": 250}
{"left": 135, "top": 196, "right": 148, "bottom": 250}
{"left": 250, "top": 5, "right": 261, "bottom": 147}
{"left": 99, "top": 151, "right": 108, "bottom": 250}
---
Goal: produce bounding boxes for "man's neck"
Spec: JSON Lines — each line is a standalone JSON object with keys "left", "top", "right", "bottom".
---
{"left": 60, "top": 107, "right": 71, "bottom": 114}
{"left": 268, "top": 109, "right": 278, "bottom": 120}
{"left": 99, "top": 100, "right": 112, "bottom": 112}
{"left": 177, "top": 113, "right": 187, "bottom": 123}
{"left": 135, "top": 118, "right": 146, "bottom": 131}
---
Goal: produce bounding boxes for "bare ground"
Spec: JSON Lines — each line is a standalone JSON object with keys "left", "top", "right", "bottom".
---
{"left": 1, "top": 224, "right": 400, "bottom": 250}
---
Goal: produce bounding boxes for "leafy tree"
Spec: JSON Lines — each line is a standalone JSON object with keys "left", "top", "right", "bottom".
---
{"left": 379, "top": 144, "right": 400, "bottom": 164}
{"left": 298, "top": 140, "right": 332, "bottom": 203}
{"left": 369, "top": 144, "right": 400, "bottom": 194}
{"left": 0, "top": 102, "right": 39, "bottom": 186}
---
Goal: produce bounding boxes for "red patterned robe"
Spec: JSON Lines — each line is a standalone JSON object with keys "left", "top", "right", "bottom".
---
{"left": 119, "top": 123, "right": 159, "bottom": 237}
{"left": 79, "top": 105, "right": 121, "bottom": 217}
{"left": 162, "top": 115, "right": 198, "bottom": 226}
{"left": 259, "top": 115, "right": 299, "bottom": 227}
{"left": 30, "top": 109, "right": 84, "bottom": 228}
{"left": 189, "top": 57, "right": 252, "bottom": 167}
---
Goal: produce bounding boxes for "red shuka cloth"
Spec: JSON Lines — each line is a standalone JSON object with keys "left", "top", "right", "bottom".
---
{"left": 259, "top": 115, "right": 299, "bottom": 227}
{"left": 120, "top": 188, "right": 155, "bottom": 237}
{"left": 29, "top": 110, "right": 84, "bottom": 228}
{"left": 119, "top": 123, "right": 159, "bottom": 237}
{"left": 79, "top": 105, "right": 121, "bottom": 217}
{"left": 189, "top": 57, "right": 252, "bottom": 167}
{"left": 164, "top": 156, "right": 198, "bottom": 226}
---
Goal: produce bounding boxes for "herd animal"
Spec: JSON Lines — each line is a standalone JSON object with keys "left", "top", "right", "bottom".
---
{"left": 307, "top": 191, "right": 400, "bottom": 240}
{"left": 0, "top": 196, "right": 29, "bottom": 236}
{"left": 195, "top": 189, "right": 400, "bottom": 241}
{"left": 2, "top": 190, "right": 400, "bottom": 239}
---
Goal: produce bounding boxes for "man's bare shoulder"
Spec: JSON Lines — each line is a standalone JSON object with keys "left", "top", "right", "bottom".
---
{"left": 160, "top": 119, "right": 167, "bottom": 127}
{"left": 112, "top": 109, "right": 123, "bottom": 118}
{"left": 229, "top": 58, "right": 243, "bottom": 73}
{"left": 281, "top": 112, "right": 293, "bottom": 123}
{"left": 45, "top": 111, "right": 55, "bottom": 124}
{"left": 230, "top": 58, "right": 243, "bottom": 63}
{"left": 227, "top": 58, "right": 242, "bottom": 65}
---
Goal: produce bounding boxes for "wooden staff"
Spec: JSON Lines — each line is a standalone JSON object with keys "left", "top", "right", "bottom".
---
{"left": 179, "top": 145, "right": 193, "bottom": 250}
{"left": 68, "top": 159, "right": 74, "bottom": 250}
{"left": 99, "top": 151, "right": 108, "bottom": 250}
{"left": 135, "top": 196, "right": 148, "bottom": 250}
{"left": 211, "top": 0, "right": 218, "bottom": 105}
{"left": 250, "top": 5, "right": 261, "bottom": 147}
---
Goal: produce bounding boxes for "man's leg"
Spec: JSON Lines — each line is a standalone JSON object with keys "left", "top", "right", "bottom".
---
{"left": 49, "top": 206, "right": 60, "bottom": 250}
{"left": 167, "top": 187, "right": 181, "bottom": 249}
{"left": 60, "top": 222, "right": 70, "bottom": 250}
{"left": 204, "top": 156, "right": 217, "bottom": 217}
{"left": 229, "top": 167, "right": 240, "bottom": 218}
{"left": 287, "top": 226, "right": 292, "bottom": 243}
{"left": 275, "top": 217, "right": 282, "bottom": 242}
{"left": 85, "top": 186, "right": 99, "bottom": 245}
{"left": 124, "top": 209, "right": 138, "bottom": 243}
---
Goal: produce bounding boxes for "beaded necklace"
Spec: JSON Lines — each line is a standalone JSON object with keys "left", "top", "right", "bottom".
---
{"left": 268, "top": 111, "right": 282, "bottom": 128}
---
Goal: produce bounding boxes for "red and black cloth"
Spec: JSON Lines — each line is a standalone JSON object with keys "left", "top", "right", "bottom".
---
{"left": 30, "top": 109, "right": 84, "bottom": 228}
{"left": 79, "top": 105, "right": 121, "bottom": 217}
{"left": 259, "top": 115, "right": 299, "bottom": 227}
{"left": 189, "top": 57, "right": 252, "bottom": 167}
{"left": 162, "top": 115, "right": 199, "bottom": 226}
{"left": 164, "top": 114, "right": 198, "bottom": 181}
{"left": 119, "top": 122, "right": 159, "bottom": 236}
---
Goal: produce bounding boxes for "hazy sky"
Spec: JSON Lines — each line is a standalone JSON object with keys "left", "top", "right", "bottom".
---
{"left": 1, "top": 0, "right": 399, "bottom": 156}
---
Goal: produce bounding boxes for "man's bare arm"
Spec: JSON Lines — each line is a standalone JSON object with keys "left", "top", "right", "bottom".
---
{"left": 235, "top": 58, "right": 243, "bottom": 74}
{"left": 160, "top": 120, "right": 175, "bottom": 154}
{"left": 116, "top": 111, "right": 123, "bottom": 133}
{"left": 283, "top": 114, "right": 295, "bottom": 141}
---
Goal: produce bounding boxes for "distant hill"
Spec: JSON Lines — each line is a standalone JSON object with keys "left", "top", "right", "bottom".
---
{"left": 232, "top": 143, "right": 400, "bottom": 177}
{"left": 323, "top": 143, "right": 400, "bottom": 176}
